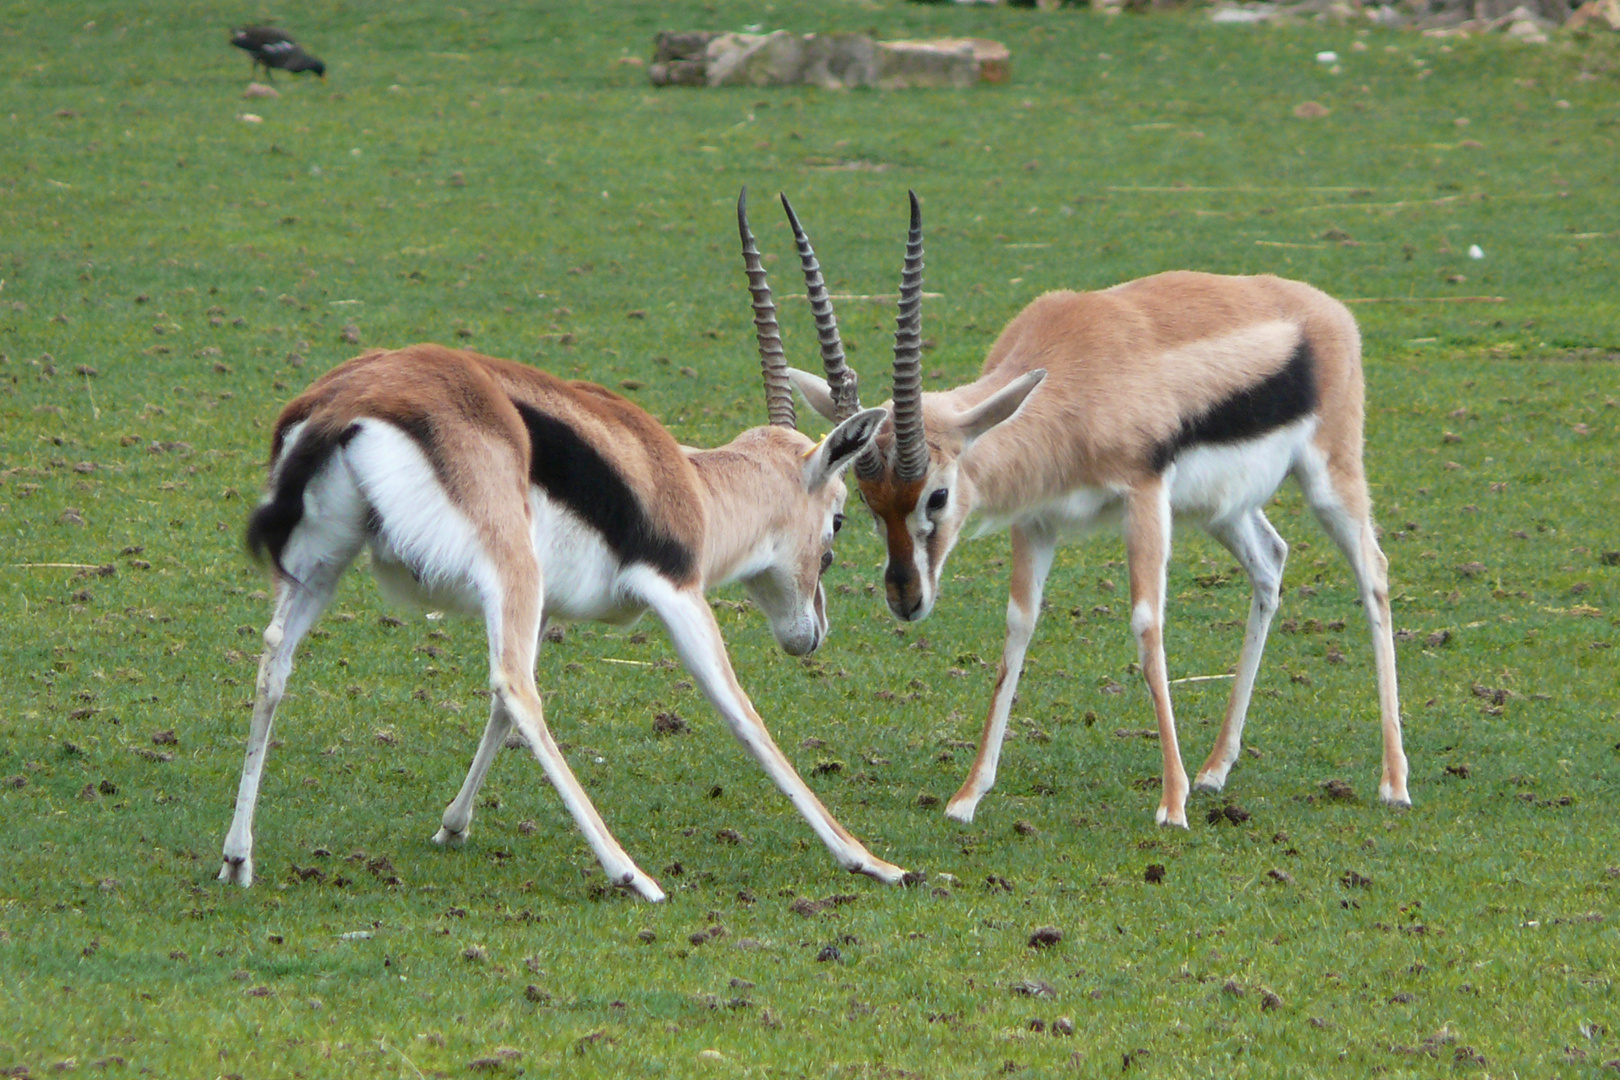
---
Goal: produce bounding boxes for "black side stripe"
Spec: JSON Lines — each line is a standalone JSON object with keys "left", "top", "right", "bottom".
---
{"left": 1148, "top": 337, "right": 1318, "bottom": 473}
{"left": 511, "top": 400, "right": 695, "bottom": 581}
{"left": 246, "top": 422, "right": 362, "bottom": 578}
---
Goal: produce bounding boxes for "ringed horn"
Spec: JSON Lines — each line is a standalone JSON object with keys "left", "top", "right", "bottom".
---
{"left": 889, "top": 190, "right": 927, "bottom": 482}
{"left": 778, "top": 191, "right": 926, "bottom": 481}
{"left": 737, "top": 186, "right": 796, "bottom": 428}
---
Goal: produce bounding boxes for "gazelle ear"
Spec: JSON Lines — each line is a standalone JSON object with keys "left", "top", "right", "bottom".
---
{"left": 957, "top": 369, "right": 1046, "bottom": 444}
{"left": 787, "top": 368, "right": 840, "bottom": 424}
{"left": 804, "top": 407, "right": 887, "bottom": 491}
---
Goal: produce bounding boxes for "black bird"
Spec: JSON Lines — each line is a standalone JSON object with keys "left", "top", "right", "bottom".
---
{"left": 230, "top": 26, "right": 325, "bottom": 81}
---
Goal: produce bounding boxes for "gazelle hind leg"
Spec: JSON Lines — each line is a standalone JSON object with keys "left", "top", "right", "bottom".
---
{"left": 1124, "top": 480, "right": 1190, "bottom": 828}
{"left": 1298, "top": 455, "right": 1410, "bottom": 806}
{"left": 219, "top": 558, "right": 352, "bottom": 886}
{"left": 435, "top": 617, "right": 562, "bottom": 846}
{"left": 433, "top": 694, "right": 513, "bottom": 847}
{"left": 1195, "top": 509, "right": 1288, "bottom": 793}
{"left": 946, "top": 525, "right": 1057, "bottom": 823}
{"left": 481, "top": 556, "right": 665, "bottom": 901}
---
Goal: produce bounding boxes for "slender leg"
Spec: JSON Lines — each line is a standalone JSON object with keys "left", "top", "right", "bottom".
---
{"left": 433, "top": 617, "right": 553, "bottom": 846}
{"left": 945, "top": 525, "right": 1058, "bottom": 824}
{"left": 1195, "top": 509, "right": 1288, "bottom": 793}
{"left": 1123, "top": 479, "right": 1189, "bottom": 828}
{"left": 218, "top": 563, "right": 347, "bottom": 886}
{"left": 636, "top": 572, "right": 906, "bottom": 885}
{"left": 433, "top": 695, "right": 513, "bottom": 846}
{"left": 481, "top": 555, "right": 664, "bottom": 901}
{"left": 1299, "top": 460, "right": 1409, "bottom": 806}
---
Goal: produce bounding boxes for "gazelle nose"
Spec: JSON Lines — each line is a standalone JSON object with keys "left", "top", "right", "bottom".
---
{"left": 887, "top": 591, "right": 923, "bottom": 621}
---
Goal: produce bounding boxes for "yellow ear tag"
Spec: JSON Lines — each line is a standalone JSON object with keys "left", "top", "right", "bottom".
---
{"left": 801, "top": 432, "right": 830, "bottom": 461}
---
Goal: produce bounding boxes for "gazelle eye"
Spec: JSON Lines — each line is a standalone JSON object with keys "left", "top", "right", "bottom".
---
{"left": 926, "top": 488, "right": 948, "bottom": 515}
{"left": 832, "top": 513, "right": 845, "bottom": 535}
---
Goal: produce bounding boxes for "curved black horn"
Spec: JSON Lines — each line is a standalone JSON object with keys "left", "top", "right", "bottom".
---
{"left": 779, "top": 193, "right": 860, "bottom": 423}
{"left": 737, "top": 187, "right": 796, "bottom": 429}
{"left": 891, "top": 190, "right": 928, "bottom": 482}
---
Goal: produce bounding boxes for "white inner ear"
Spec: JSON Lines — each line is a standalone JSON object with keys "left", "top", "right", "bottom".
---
{"left": 787, "top": 368, "right": 839, "bottom": 424}
{"left": 957, "top": 368, "right": 1046, "bottom": 443}
{"left": 804, "top": 407, "right": 885, "bottom": 491}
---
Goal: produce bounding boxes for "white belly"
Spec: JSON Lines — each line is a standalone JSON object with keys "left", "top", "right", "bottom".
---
{"left": 528, "top": 490, "right": 647, "bottom": 625}
{"left": 982, "top": 417, "right": 1316, "bottom": 540}
{"left": 1168, "top": 417, "right": 1316, "bottom": 524}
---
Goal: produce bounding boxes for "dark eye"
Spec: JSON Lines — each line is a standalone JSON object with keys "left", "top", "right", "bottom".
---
{"left": 832, "top": 513, "right": 845, "bottom": 535}
{"left": 926, "top": 488, "right": 948, "bottom": 515}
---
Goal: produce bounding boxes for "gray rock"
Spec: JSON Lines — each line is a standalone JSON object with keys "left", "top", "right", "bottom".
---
{"left": 877, "top": 38, "right": 981, "bottom": 88}
{"left": 801, "top": 33, "right": 881, "bottom": 89}
{"left": 706, "top": 30, "right": 807, "bottom": 87}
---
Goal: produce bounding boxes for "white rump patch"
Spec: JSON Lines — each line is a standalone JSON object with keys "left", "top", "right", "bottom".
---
{"left": 340, "top": 421, "right": 502, "bottom": 621}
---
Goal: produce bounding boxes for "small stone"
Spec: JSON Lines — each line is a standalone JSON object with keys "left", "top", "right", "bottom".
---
{"left": 1143, "top": 863, "right": 1166, "bottom": 884}
{"left": 1053, "top": 1016, "right": 1075, "bottom": 1036}
{"left": 1010, "top": 978, "right": 1055, "bottom": 998}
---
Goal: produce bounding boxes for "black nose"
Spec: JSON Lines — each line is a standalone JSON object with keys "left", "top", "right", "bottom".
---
{"left": 885, "top": 564, "right": 921, "bottom": 618}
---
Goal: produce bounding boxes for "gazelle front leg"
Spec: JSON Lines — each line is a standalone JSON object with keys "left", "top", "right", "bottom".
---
{"left": 946, "top": 525, "right": 1057, "bottom": 823}
{"left": 1195, "top": 509, "right": 1288, "bottom": 793}
{"left": 638, "top": 572, "right": 906, "bottom": 885}
{"left": 1124, "top": 480, "right": 1189, "bottom": 828}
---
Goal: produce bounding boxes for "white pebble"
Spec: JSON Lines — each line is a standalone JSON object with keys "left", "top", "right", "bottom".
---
{"left": 1316, "top": 51, "right": 1339, "bottom": 63}
{"left": 1468, "top": 244, "right": 1484, "bottom": 260}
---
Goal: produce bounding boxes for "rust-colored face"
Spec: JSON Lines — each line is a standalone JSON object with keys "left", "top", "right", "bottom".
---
{"left": 857, "top": 469, "right": 934, "bottom": 621}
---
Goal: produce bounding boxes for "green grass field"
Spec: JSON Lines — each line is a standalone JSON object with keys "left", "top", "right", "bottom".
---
{"left": 2, "top": 1, "right": 1617, "bottom": 1075}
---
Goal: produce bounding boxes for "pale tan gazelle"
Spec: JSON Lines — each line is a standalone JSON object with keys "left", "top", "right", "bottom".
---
{"left": 217, "top": 190, "right": 908, "bottom": 901}
{"left": 786, "top": 191, "right": 1409, "bottom": 828}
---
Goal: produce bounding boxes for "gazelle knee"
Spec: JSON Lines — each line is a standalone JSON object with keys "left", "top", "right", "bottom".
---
{"left": 1130, "top": 600, "right": 1157, "bottom": 643}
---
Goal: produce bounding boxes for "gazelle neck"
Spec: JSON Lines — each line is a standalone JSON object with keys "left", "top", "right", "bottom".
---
{"left": 684, "top": 426, "right": 812, "bottom": 589}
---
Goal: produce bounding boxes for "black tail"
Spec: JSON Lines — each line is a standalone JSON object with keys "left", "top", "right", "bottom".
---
{"left": 245, "top": 422, "right": 359, "bottom": 578}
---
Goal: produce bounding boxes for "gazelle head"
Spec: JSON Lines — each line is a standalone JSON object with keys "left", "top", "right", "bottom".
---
{"left": 782, "top": 191, "right": 1045, "bottom": 623}
{"left": 730, "top": 188, "right": 887, "bottom": 655}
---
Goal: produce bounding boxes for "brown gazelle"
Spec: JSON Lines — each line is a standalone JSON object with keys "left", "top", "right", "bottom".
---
{"left": 786, "top": 191, "right": 1409, "bottom": 829}
{"left": 217, "top": 190, "right": 907, "bottom": 901}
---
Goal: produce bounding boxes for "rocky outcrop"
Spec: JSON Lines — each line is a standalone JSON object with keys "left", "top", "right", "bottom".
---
{"left": 648, "top": 31, "right": 1010, "bottom": 89}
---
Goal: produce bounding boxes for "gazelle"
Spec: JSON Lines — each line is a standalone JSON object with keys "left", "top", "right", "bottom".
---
{"left": 785, "top": 191, "right": 1409, "bottom": 828}
{"left": 217, "top": 191, "right": 908, "bottom": 901}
